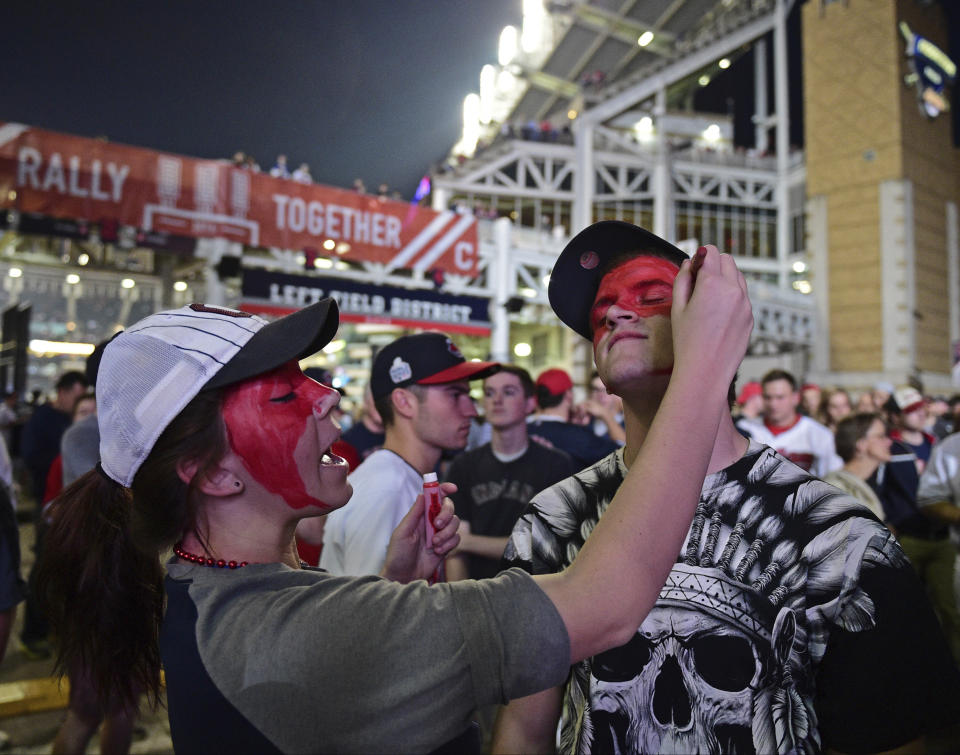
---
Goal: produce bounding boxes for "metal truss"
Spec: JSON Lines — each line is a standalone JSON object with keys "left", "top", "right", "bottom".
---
{"left": 438, "top": 137, "right": 788, "bottom": 209}
{"left": 435, "top": 137, "right": 815, "bottom": 351}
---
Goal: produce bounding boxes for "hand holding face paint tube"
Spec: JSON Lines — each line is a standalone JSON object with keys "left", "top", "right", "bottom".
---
{"left": 379, "top": 479, "right": 461, "bottom": 584}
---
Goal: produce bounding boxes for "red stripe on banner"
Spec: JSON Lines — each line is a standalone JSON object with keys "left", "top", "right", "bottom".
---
{"left": 239, "top": 302, "right": 491, "bottom": 336}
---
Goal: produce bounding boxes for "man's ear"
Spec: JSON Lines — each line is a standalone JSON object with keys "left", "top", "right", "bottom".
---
{"left": 391, "top": 387, "right": 419, "bottom": 421}
{"left": 175, "top": 458, "right": 244, "bottom": 496}
{"left": 524, "top": 396, "right": 536, "bottom": 415}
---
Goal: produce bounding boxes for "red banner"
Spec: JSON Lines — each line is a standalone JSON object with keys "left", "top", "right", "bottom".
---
{"left": 0, "top": 122, "right": 479, "bottom": 275}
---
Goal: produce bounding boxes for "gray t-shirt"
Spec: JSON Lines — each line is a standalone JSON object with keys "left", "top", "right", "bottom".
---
{"left": 162, "top": 561, "right": 570, "bottom": 754}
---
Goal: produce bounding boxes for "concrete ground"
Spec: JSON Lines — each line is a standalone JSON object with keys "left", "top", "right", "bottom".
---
{"left": 0, "top": 512, "right": 173, "bottom": 754}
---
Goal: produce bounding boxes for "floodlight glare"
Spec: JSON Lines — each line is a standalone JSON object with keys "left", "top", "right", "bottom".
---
{"left": 499, "top": 26, "right": 518, "bottom": 65}
{"left": 635, "top": 116, "right": 654, "bottom": 141}
{"left": 638, "top": 31, "right": 654, "bottom": 47}
{"left": 29, "top": 339, "right": 95, "bottom": 357}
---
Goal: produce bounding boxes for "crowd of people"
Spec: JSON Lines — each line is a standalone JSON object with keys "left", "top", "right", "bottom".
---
{"left": 228, "top": 151, "right": 405, "bottom": 201}
{"left": 731, "top": 373, "right": 960, "bottom": 664}
{"left": 0, "top": 221, "right": 956, "bottom": 753}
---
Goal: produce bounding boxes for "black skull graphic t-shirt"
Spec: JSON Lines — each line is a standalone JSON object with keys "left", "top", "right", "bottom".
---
{"left": 503, "top": 442, "right": 960, "bottom": 754}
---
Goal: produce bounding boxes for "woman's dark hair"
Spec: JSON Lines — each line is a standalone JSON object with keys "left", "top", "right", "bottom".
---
{"left": 834, "top": 412, "right": 881, "bottom": 463}
{"left": 816, "top": 387, "right": 851, "bottom": 428}
{"left": 38, "top": 388, "right": 228, "bottom": 712}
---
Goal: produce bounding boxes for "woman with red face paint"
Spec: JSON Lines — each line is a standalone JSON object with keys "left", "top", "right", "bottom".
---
{"left": 36, "top": 260, "right": 752, "bottom": 754}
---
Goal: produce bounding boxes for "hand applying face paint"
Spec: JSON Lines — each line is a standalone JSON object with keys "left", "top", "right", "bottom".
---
{"left": 670, "top": 243, "right": 752, "bottom": 384}
{"left": 221, "top": 362, "right": 352, "bottom": 512}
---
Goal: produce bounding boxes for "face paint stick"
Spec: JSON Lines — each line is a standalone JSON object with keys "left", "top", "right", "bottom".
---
{"left": 691, "top": 245, "right": 707, "bottom": 281}
{"left": 423, "top": 473, "right": 446, "bottom": 584}
{"left": 423, "top": 473, "right": 442, "bottom": 548}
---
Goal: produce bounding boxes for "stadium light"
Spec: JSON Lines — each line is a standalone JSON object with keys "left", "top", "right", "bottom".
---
{"left": 635, "top": 116, "right": 654, "bottom": 142}
{"left": 521, "top": 0, "right": 545, "bottom": 54}
{"left": 480, "top": 64, "right": 497, "bottom": 124}
{"left": 29, "top": 339, "right": 95, "bottom": 357}
{"left": 499, "top": 26, "right": 518, "bottom": 65}
{"left": 703, "top": 124, "right": 721, "bottom": 142}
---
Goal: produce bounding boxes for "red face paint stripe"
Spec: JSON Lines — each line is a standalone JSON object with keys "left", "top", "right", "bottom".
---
{"left": 222, "top": 362, "right": 339, "bottom": 511}
{"left": 590, "top": 256, "right": 679, "bottom": 347}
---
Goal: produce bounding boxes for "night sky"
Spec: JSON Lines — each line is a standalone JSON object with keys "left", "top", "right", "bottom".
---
{"left": 3, "top": 1, "right": 958, "bottom": 198}
{"left": 2, "top": 1, "right": 520, "bottom": 198}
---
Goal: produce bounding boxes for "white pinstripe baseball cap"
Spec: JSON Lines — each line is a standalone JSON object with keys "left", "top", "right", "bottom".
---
{"left": 97, "top": 300, "right": 338, "bottom": 487}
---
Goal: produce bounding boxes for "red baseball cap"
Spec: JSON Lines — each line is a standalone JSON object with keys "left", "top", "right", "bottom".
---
{"left": 536, "top": 368, "right": 573, "bottom": 397}
{"left": 736, "top": 381, "right": 762, "bottom": 405}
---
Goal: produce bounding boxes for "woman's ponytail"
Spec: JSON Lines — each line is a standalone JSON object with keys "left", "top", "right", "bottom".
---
{"left": 38, "top": 470, "right": 164, "bottom": 711}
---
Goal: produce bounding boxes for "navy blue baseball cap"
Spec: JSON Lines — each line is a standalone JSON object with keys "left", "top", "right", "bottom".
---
{"left": 548, "top": 221, "right": 688, "bottom": 341}
{"left": 370, "top": 332, "right": 499, "bottom": 399}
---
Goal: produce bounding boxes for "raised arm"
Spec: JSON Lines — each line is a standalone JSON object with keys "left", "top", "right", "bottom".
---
{"left": 534, "top": 246, "right": 753, "bottom": 663}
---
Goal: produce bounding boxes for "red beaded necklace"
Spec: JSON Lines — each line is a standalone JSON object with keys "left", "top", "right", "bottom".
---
{"left": 174, "top": 543, "right": 248, "bottom": 569}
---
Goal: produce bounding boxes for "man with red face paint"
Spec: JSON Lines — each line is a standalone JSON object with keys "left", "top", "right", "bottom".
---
{"left": 308, "top": 332, "right": 499, "bottom": 577}
{"left": 496, "top": 221, "right": 960, "bottom": 755}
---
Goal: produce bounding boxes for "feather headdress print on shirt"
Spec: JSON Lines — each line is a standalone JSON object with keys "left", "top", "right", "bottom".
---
{"left": 504, "top": 443, "right": 907, "bottom": 755}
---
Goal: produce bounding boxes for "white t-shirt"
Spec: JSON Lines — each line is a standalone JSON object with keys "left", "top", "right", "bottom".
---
{"left": 320, "top": 448, "right": 423, "bottom": 576}
{"left": 918, "top": 433, "right": 960, "bottom": 546}
{"left": 746, "top": 415, "right": 842, "bottom": 478}
{"left": 918, "top": 433, "right": 960, "bottom": 507}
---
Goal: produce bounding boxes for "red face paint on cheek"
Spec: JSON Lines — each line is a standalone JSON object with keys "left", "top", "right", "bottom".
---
{"left": 590, "top": 256, "right": 679, "bottom": 347}
{"left": 222, "top": 364, "right": 339, "bottom": 510}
